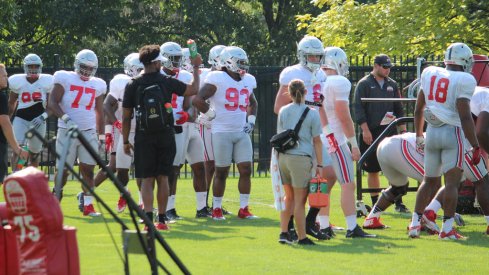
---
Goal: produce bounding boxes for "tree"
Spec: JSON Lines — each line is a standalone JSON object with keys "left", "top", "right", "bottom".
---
{"left": 297, "top": 0, "right": 489, "bottom": 58}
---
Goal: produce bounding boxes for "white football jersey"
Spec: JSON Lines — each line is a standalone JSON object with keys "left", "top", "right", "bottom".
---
{"left": 206, "top": 71, "right": 257, "bottom": 133}
{"left": 8, "top": 74, "right": 54, "bottom": 110}
{"left": 470, "top": 86, "right": 489, "bottom": 117}
{"left": 420, "top": 66, "right": 476, "bottom": 127}
{"left": 321, "top": 75, "right": 351, "bottom": 145}
{"left": 54, "top": 71, "right": 106, "bottom": 130}
{"left": 279, "top": 64, "right": 326, "bottom": 111}
{"left": 199, "top": 68, "right": 211, "bottom": 89}
{"left": 108, "top": 74, "right": 136, "bottom": 132}
{"left": 161, "top": 69, "right": 193, "bottom": 125}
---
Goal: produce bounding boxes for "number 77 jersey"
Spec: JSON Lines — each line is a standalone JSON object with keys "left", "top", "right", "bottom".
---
{"left": 420, "top": 66, "right": 476, "bottom": 127}
{"left": 206, "top": 71, "right": 257, "bottom": 133}
{"left": 54, "top": 70, "right": 107, "bottom": 130}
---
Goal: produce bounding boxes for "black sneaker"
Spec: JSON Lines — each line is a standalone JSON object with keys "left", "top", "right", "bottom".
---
{"left": 346, "top": 225, "right": 377, "bottom": 238}
{"left": 306, "top": 223, "right": 330, "bottom": 240}
{"left": 278, "top": 232, "right": 294, "bottom": 244}
{"left": 298, "top": 237, "right": 316, "bottom": 245}
{"left": 288, "top": 228, "right": 298, "bottom": 242}
{"left": 166, "top": 209, "right": 182, "bottom": 220}
{"left": 320, "top": 226, "right": 335, "bottom": 239}
{"left": 77, "top": 192, "right": 84, "bottom": 212}
{"left": 222, "top": 207, "right": 232, "bottom": 215}
{"left": 395, "top": 203, "right": 410, "bottom": 213}
{"left": 196, "top": 207, "right": 212, "bottom": 218}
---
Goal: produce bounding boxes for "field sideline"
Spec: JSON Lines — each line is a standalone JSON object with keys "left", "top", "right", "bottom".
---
{"left": 2, "top": 175, "right": 489, "bottom": 274}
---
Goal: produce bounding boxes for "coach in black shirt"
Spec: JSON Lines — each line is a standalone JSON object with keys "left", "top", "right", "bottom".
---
{"left": 122, "top": 45, "right": 201, "bottom": 229}
{"left": 354, "top": 54, "right": 407, "bottom": 211}
{"left": 0, "top": 64, "right": 28, "bottom": 182}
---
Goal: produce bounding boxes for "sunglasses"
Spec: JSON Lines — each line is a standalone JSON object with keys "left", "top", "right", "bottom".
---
{"left": 379, "top": 64, "right": 392, "bottom": 69}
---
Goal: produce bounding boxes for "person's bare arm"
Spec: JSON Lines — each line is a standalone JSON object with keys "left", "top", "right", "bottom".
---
{"left": 0, "top": 66, "right": 7, "bottom": 89}
{"left": 274, "top": 85, "right": 291, "bottom": 115}
{"left": 103, "top": 94, "right": 118, "bottom": 125}
{"left": 247, "top": 93, "right": 257, "bottom": 117}
{"left": 47, "top": 84, "right": 66, "bottom": 118}
{"left": 122, "top": 107, "right": 133, "bottom": 155}
{"left": 0, "top": 114, "right": 28, "bottom": 159}
{"left": 8, "top": 93, "right": 18, "bottom": 118}
{"left": 192, "top": 83, "right": 217, "bottom": 113}
{"left": 476, "top": 111, "right": 489, "bottom": 153}
{"left": 183, "top": 54, "right": 203, "bottom": 96}
{"left": 413, "top": 90, "right": 426, "bottom": 138}
{"left": 95, "top": 95, "right": 104, "bottom": 135}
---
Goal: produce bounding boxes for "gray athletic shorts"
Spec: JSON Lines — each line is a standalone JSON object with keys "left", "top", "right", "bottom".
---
{"left": 13, "top": 116, "right": 46, "bottom": 153}
{"left": 212, "top": 131, "right": 252, "bottom": 167}
{"left": 425, "top": 124, "right": 465, "bottom": 177}
{"left": 173, "top": 128, "right": 187, "bottom": 166}
{"left": 56, "top": 128, "right": 99, "bottom": 166}
{"left": 185, "top": 123, "right": 205, "bottom": 165}
{"left": 199, "top": 124, "right": 214, "bottom": 161}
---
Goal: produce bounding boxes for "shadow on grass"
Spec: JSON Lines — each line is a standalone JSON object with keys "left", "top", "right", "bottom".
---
{"left": 280, "top": 237, "right": 414, "bottom": 253}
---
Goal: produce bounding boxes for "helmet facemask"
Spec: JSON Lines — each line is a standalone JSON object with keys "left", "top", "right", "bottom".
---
{"left": 163, "top": 55, "right": 182, "bottom": 74}
{"left": 23, "top": 54, "right": 43, "bottom": 79}
{"left": 75, "top": 63, "right": 97, "bottom": 81}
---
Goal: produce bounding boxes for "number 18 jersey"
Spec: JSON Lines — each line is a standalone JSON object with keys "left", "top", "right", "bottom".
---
{"left": 420, "top": 66, "right": 476, "bottom": 127}
{"left": 206, "top": 71, "right": 256, "bottom": 133}
{"left": 54, "top": 71, "right": 107, "bottom": 130}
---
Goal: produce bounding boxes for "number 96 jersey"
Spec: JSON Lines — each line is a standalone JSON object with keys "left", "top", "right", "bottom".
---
{"left": 54, "top": 70, "right": 107, "bottom": 130}
{"left": 8, "top": 74, "right": 54, "bottom": 110}
{"left": 420, "top": 66, "right": 476, "bottom": 127}
{"left": 205, "top": 71, "right": 256, "bottom": 133}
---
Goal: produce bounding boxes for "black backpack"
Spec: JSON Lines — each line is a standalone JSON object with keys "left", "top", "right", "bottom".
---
{"left": 134, "top": 78, "right": 173, "bottom": 133}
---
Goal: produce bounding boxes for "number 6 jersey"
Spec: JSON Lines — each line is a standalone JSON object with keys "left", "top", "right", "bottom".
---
{"left": 205, "top": 71, "right": 256, "bottom": 133}
{"left": 54, "top": 70, "right": 107, "bottom": 130}
{"left": 420, "top": 66, "right": 476, "bottom": 127}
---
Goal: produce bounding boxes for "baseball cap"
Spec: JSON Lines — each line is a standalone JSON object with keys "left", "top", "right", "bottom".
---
{"left": 374, "top": 54, "right": 393, "bottom": 68}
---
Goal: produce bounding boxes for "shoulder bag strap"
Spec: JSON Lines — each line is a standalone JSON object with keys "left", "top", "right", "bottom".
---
{"left": 293, "top": 107, "right": 310, "bottom": 133}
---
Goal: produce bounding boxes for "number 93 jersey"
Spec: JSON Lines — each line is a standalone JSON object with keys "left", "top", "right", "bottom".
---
{"left": 8, "top": 74, "right": 54, "bottom": 110}
{"left": 206, "top": 71, "right": 256, "bottom": 133}
{"left": 420, "top": 66, "right": 476, "bottom": 127}
{"left": 54, "top": 70, "right": 107, "bottom": 130}
{"left": 279, "top": 64, "right": 326, "bottom": 110}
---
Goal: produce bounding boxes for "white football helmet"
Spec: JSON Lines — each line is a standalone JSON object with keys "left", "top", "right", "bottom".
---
{"left": 219, "top": 46, "right": 249, "bottom": 77}
{"left": 23, "top": 53, "right": 43, "bottom": 78}
{"left": 74, "top": 49, "right": 98, "bottom": 81}
{"left": 322, "top": 47, "right": 349, "bottom": 76}
{"left": 208, "top": 45, "right": 226, "bottom": 69}
{"left": 444, "top": 42, "right": 474, "bottom": 73}
{"left": 160, "top": 42, "right": 183, "bottom": 72}
{"left": 181, "top": 48, "right": 193, "bottom": 73}
{"left": 124, "top": 53, "right": 143, "bottom": 77}
{"left": 297, "top": 36, "right": 324, "bottom": 72}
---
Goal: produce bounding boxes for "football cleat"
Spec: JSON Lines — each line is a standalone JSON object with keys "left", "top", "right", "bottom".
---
{"left": 222, "top": 207, "right": 232, "bottom": 215}
{"left": 346, "top": 225, "right": 377, "bottom": 238}
{"left": 454, "top": 213, "right": 465, "bottom": 227}
{"left": 422, "top": 210, "right": 440, "bottom": 234}
{"left": 363, "top": 217, "right": 389, "bottom": 229}
{"left": 144, "top": 222, "right": 169, "bottom": 231}
{"left": 306, "top": 223, "right": 330, "bottom": 240}
{"left": 237, "top": 206, "right": 259, "bottom": 219}
{"left": 116, "top": 196, "right": 127, "bottom": 213}
{"left": 212, "top": 208, "right": 226, "bottom": 220}
{"left": 278, "top": 232, "right": 294, "bottom": 245}
{"left": 166, "top": 209, "right": 183, "bottom": 221}
{"left": 439, "top": 229, "right": 467, "bottom": 240}
{"left": 77, "top": 192, "right": 84, "bottom": 212}
{"left": 408, "top": 225, "right": 421, "bottom": 238}
{"left": 297, "top": 237, "right": 316, "bottom": 245}
{"left": 288, "top": 228, "right": 299, "bottom": 242}
{"left": 196, "top": 207, "right": 212, "bottom": 218}
{"left": 395, "top": 203, "right": 410, "bottom": 213}
{"left": 319, "top": 227, "right": 335, "bottom": 239}
{"left": 83, "top": 204, "right": 101, "bottom": 217}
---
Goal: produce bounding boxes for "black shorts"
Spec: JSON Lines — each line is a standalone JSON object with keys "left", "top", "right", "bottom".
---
{"left": 359, "top": 126, "right": 397, "bottom": 173}
{"left": 134, "top": 130, "right": 176, "bottom": 178}
{"left": 0, "top": 142, "right": 8, "bottom": 182}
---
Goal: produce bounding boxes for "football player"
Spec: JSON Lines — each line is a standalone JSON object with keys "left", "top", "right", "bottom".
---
{"left": 8, "top": 54, "right": 53, "bottom": 168}
{"left": 48, "top": 49, "right": 106, "bottom": 217}
{"left": 409, "top": 43, "right": 480, "bottom": 239}
{"left": 320, "top": 47, "right": 375, "bottom": 238}
{"left": 274, "top": 36, "right": 337, "bottom": 240}
{"left": 193, "top": 46, "right": 258, "bottom": 220}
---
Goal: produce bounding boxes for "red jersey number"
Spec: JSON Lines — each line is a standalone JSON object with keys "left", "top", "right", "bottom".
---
{"left": 224, "top": 88, "right": 250, "bottom": 112}
{"left": 428, "top": 76, "right": 449, "bottom": 103}
{"left": 312, "top": 84, "right": 322, "bottom": 102}
{"left": 70, "top": 85, "right": 96, "bottom": 110}
{"left": 21, "top": 92, "right": 42, "bottom": 103}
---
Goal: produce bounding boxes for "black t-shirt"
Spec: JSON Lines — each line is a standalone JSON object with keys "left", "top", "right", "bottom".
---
{"left": 0, "top": 90, "right": 9, "bottom": 143}
{"left": 122, "top": 71, "right": 187, "bottom": 133}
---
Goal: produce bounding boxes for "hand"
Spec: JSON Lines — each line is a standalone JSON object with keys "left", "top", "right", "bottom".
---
{"left": 326, "top": 133, "right": 339, "bottom": 153}
{"left": 17, "top": 147, "right": 29, "bottom": 161}
{"left": 243, "top": 122, "right": 254, "bottom": 134}
{"left": 362, "top": 129, "right": 373, "bottom": 145}
{"left": 203, "top": 108, "right": 216, "bottom": 121}
{"left": 190, "top": 53, "right": 203, "bottom": 68}
{"left": 105, "top": 133, "right": 114, "bottom": 153}
{"left": 66, "top": 119, "right": 77, "bottom": 129}
{"left": 351, "top": 147, "right": 361, "bottom": 161}
{"left": 31, "top": 115, "right": 45, "bottom": 129}
{"left": 197, "top": 114, "right": 212, "bottom": 128}
{"left": 175, "top": 111, "right": 189, "bottom": 125}
{"left": 416, "top": 136, "right": 425, "bottom": 154}
{"left": 123, "top": 143, "right": 134, "bottom": 156}
{"left": 470, "top": 146, "right": 481, "bottom": 165}
{"left": 113, "top": 120, "right": 122, "bottom": 132}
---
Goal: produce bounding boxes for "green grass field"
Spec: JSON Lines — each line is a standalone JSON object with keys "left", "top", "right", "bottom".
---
{"left": 2, "top": 175, "right": 489, "bottom": 274}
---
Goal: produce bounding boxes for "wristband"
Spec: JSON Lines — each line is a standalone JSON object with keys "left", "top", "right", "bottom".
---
{"left": 41, "top": 112, "right": 48, "bottom": 120}
{"left": 123, "top": 141, "right": 130, "bottom": 145}
{"left": 322, "top": 124, "right": 332, "bottom": 135}
{"left": 105, "top": 124, "right": 114, "bottom": 134}
{"left": 61, "top": 114, "right": 70, "bottom": 123}
{"left": 247, "top": 115, "right": 256, "bottom": 125}
{"left": 348, "top": 136, "right": 359, "bottom": 148}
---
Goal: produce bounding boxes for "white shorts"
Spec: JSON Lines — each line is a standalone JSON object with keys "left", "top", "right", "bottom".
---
{"left": 13, "top": 116, "right": 46, "bottom": 154}
{"left": 377, "top": 137, "right": 424, "bottom": 186}
{"left": 56, "top": 128, "right": 99, "bottom": 166}
{"left": 185, "top": 123, "right": 205, "bottom": 165}
{"left": 199, "top": 124, "right": 214, "bottom": 161}
{"left": 425, "top": 124, "right": 465, "bottom": 177}
{"left": 110, "top": 129, "right": 121, "bottom": 154}
{"left": 116, "top": 132, "right": 134, "bottom": 169}
{"left": 329, "top": 143, "right": 355, "bottom": 185}
{"left": 462, "top": 139, "right": 488, "bottom": 182}
{"left": 212, "top": 131, "right": 252, "bottom": 167}
{"left": 173, "top": 127, "right": 188, "bottom": 166}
